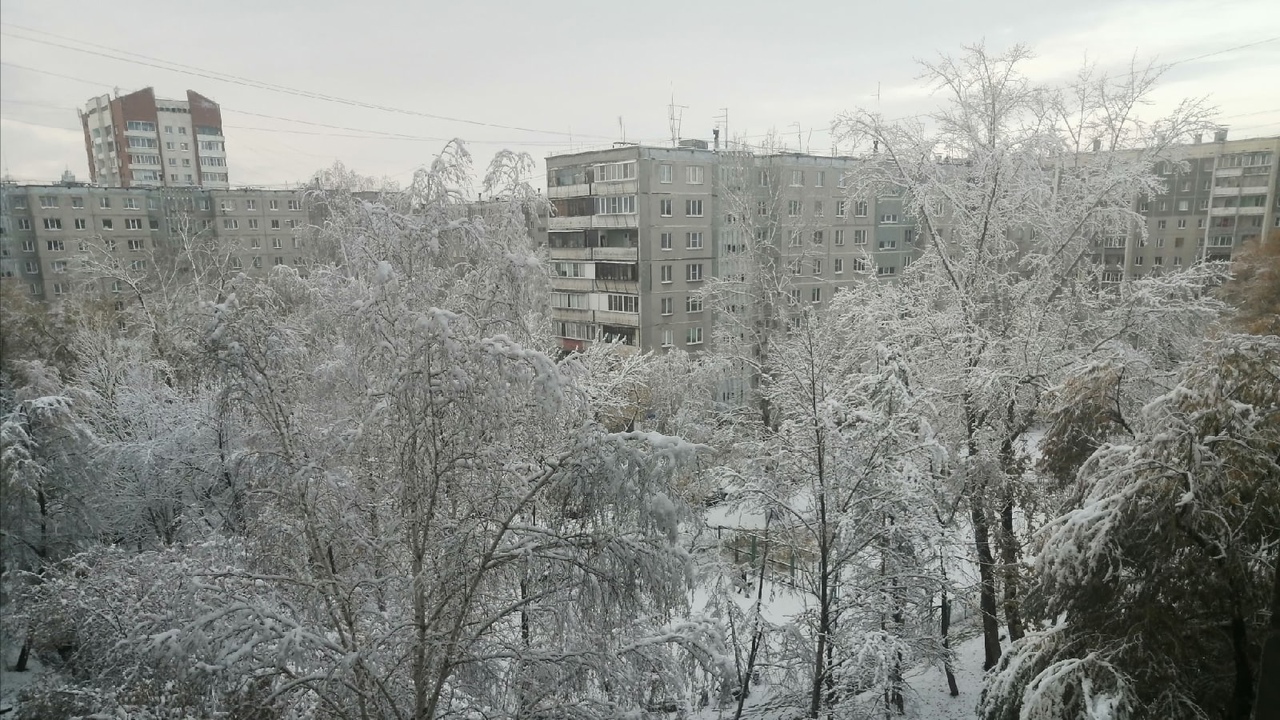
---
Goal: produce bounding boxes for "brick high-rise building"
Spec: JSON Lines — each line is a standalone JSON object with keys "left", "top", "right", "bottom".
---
{"left": 79, "top": 88, "right": 229, "bottom": 189}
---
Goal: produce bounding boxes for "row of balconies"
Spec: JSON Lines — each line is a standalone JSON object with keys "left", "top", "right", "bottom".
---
{"left": 549, "top": 277, "right": 640, "bottom": 295}
{"left": 547, "top": 246, "right": 639, "bottom": 261}
{"left": 550, "top": 307, "right": 641, "bottom": 328}
{"left": 547, "top": 215, "right": 640, "bottom": 231}
{"left": 1208, "top": 205, "right": 1268, "bottom": 217}
{"left": 546, "top": 180, "right": 639, "bottom": 199}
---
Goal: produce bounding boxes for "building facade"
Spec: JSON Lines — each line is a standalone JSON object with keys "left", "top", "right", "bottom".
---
{"left": 1, "top": 179, "right": 312, "bottom": 306}
{"left": 80, "top": 88, "right": 229, "bottom": 189}
{"left": 545, "top": 142, "right": 913, "bottom": 355}
{"left": 1110, "top": 132, "right": 1280, "bottom": 280}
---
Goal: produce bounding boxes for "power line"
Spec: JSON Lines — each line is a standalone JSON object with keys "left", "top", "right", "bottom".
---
{"left": 0, "top": 23, "right": 615, "bottom": 140}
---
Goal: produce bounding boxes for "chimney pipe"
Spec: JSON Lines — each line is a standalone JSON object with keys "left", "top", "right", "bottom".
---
{"left": 713, "top": 128, "right": 720, "bottom": 151}
{"left": 1194, "top": 133, "right": 1203, "bottom": 144}
{"left": 1093, "top": 138, "right": 1102, "bottom": 152}
{"left": 1214, "top": 128, "right": 1228, "bottom": 142}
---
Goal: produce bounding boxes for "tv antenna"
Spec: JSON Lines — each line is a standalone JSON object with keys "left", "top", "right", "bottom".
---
{"left": 668, "top": 94, "right": 687, "bottom": 147}
{"left": 714, "top": 108, "right": 729, "bottom": 148}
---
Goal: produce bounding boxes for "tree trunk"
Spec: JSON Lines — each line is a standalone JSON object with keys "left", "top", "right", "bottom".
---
{"left": 970, "top": 494, "right": 1002, "bottom": 670}
{"left": 1231, "top": 612, "right": 1255, "bottom": 720}
{"left": 14, "top": 636, "right": 32, "bottom": 672}
{"left": 732, "top": 521, "right": 772, "bottom": 720}
{"left": 1253, "top": 545, "right": 1280, "bottom": 720}
{"left": 999, "top": 496, "right": 1024, "bottom": 643}
{"left": 940, "top": 588, "right": 960, "bottom": 697}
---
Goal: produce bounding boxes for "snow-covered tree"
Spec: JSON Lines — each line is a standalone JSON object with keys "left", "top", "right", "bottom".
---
{"left": 832, "top": 42, "right": 1219, "bottom": 670}
{"left": 981, "top": 333, "right": 1280, "bottom": 720}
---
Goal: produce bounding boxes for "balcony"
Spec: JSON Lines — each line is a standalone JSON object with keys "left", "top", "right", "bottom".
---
{"left": 548, "top": 247, "right": 592, "bottom": 260}
{"left": 594, "top": 279, "right": 639, "bottom": 295}
{"left": 1209, "top": 206, "right": 1238, "bottom": 217}
{"left": 593, "top": 246, "right": 638, "bottom": 261}
{"left": 549, "top": 276, "right": 593, "bottom": 292}
{"left": 551, "top": 307, "right": 593, "bottom": 323}
{"left": 595, "top": 310, "right": 640, "bottom": 327}
{"left": 591, "top": 180, "right": 637, "bottom": 195}
{"left": 1214, "top": 167, "right": 1243, "bottom": 178}
{"left": 1211, "top": 187, "right": 1241, "bottom": 197}
{"left": 591, "top": 214, "right": 639, "bottom": 229}
{"left": 1237, "top": 206, "right": 1266, "bottom": 216}
{"left": 547, "top": 216, "right": 591, "bottom": 231}
{"left": 548, "top": 183, "right": 590, "bottom": 199}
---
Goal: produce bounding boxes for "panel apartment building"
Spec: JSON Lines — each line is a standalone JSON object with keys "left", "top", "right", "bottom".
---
{"left": 80, "top": 87, "right": 230, "bottom": 189}
{"left": 1105, "top": 132, "right": 1280, "bottom": 279}
{"left": 545, "top": 141, "right": 915, "bottom": 354}
{"left": 1, "top": 178, "right": 313, "bottom": 306}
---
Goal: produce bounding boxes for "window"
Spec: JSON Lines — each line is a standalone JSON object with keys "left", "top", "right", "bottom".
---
{"left": 813, "top": 259, "right": 823, "bottom": 275}
{"left": 758, "top": 171, "right": 769, "bottom": 187}
{"left": 39, "top": 195, "right": 58, "bottom": 208}
{"left": 788, "top": 200, "right": 802, "bottom": 217}
{"left": 125, "top": 218, "right": 143, "bottom": 230}
{"left": 662, "top": 329, "right": 674, "bottom": 347}
{"left": 660, "top": 199, "right": 673, "bottom": 217}
{"left": 245, "top": 199, "right": 257, "bottom": 210}
{"left": 1134, "top": 256, "right": 1144, "bottom": 266}
{"left": 169, "top": 158, "right": 178, "bottom": 167}
{"left": 129, "top": 259, "right": 147, "bottom": 271}
{"left": 553, "top": 293, "right": 587, "bottom": 310}
{"left": 21, "top": 239, "right": 35, "bottom": 251}
{"left": 814, "top": 201, "right": 823, "bottom": 217}
{"left": 595, "top": 162, "right": 636, "bottom": 182}
{"left": 287, "top": 219, "right": 300, "bottom": 229}
{"left": 1138, "top": 200, "right": 1149, "bottom": 212}
{"left": 1177, "top": 219, "right": 1187, "bottom": 229}
{"left": 686, "top": 263, "right": 703, "bottom": 282}
{"left": 269, "top": 200, "right": 279, "bottom": 210}
{"left": 790, "top": 231, "right": 803, "bottom": 247}
{"left": 790, "top": 170, "right": 804, "bottom": 186}
{"left": 816, "top": 171, "right": 825, "bottom": 188}
{"left": 1154, "top": 256, "right": 1164, "bottom": 266}
{"left": 1157, "top": 220, "right": 1167, "bottom": 230}
{"left": 835, "top": 230, "right": 845, "bottom": 246}
{"left": 789, "top": 288, "right": 800, "bottom": 303}
{"left": 16, "top": 218, "right": 32, "bottom": 231}
{"left": 1174, "top": 237, "right": 1185, "bottom": 249}
{"left": 223, "top": 219, "right": 239, "bottom": 230}
{"left": 230, "top": 257, "right": 243, "bottom": 271}
{"left": 877, "top": 265, "right": 897, "bottom": 276}
{"left": 100, "top": 197, "right": 111, "bottom": 209}
{"left": 166, "top": 141, "right": 176, "bottom": 150}
{"left": 686, "top": 166, "right": 705, "bottom": 184}
{"left": 660, "top": 232, "right": 673, "bottom": 250}
{"left": 46, "top": 239, "right": 64, "bottom": 251}
{"left": 686, "top": 295, "right": 703, "bottom": 313}
{"left": 24, "top": 261, "right": 39, "bottom": 275}
{"left": 686, "top": 232, "right": 704, "bottom": 249}
{"left": 252, "top": 256, "right": 262, "bottom": 268}
{"left": 659, "top": 164, "right": 673, "bottom": 183}
{"left": 125, "top": 120, "right": 156, "bottom": 132}
{"left": 249, "top": 219, "right": 260, "bottom": 230}
{"left": 879, "top": 238, "right": 897, "bottom": 250}
{"left": 1173, "top": 256, "right": 1183, "bottom": 266}
{"left": 881, "top": 213, "right": 899, "bottom": 224}
{"left": 128, "top": 239, "right": 144, "bottom": 251}
{"left": 661, "top": 297, "right": 674, "bottom": 315}
{"left": 52, "top": 282, "right": 68, "bottom": 296}
{"left": 126, "top": 136, "right": 157, "bottom": 149}
{"left": 853, "top": 229, "right": 868, "bottom": 245}
{"left": 813, "top": 231, "right": 824, "bottom": 244}
{"left": 853, "top": 258, "right": 867, "bottom": 272}
{"left": 855, "top": 200, "right": 868, "bottom": 217}
{"left": 1198, "top": 200, "right": 1209, "bottom": 211}
{"left": 11, "top": 196, "right": 27, "bottom": 209}
{"left": 1177, "top": 200, "right": 1189, "bottom": 212}
{"left": 101, "top": 219, "right": 114, "bottom": 230}
{"left": 834, "top": 258, "right": 844, "bottom": 274}
{"left": 660, "top": 265, "right": 673, "bottom": 283}
{"left": 42, "top": 218, "right": 63, "bottom": 231}
{"left": 288, "top": 200, "right": 302, "bottom": 211}
{"left": 271, "top": 219, "right": 281, "bottom": 229}
{"left": 811, "top": 287, "right": 822, "bottom": 303}
{"left": 553, "top": 262, "right": 586, "bottom": 277}
{"left": 686, "top": 327, "right": 704, "bottom": 345}
{"left": 757, "top": 201, "right": 768, "bottom": 216}
{"left": 251, "top": 238, "right": 262, "bottom": 249}
{"left": 595, "top": 195, "right": 636, "bottom": 215}
{"left": 104, "top": 239, "right": 117, "bottom": 251}
{"left": 71, "top": 196, "right": 84, "bottom": 209}
{"left": 74, "top": 218, "right": 87, "bottom": 230}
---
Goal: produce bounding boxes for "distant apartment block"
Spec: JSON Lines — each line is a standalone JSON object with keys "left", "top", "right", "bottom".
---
{"left": 1, "top": 178, "right": 313, "bottom": 306}
{"left": 1107, "top": 132, "right": 1280, "bottom": 281}
{"left": 80, "top": 88, "right": 229, "bottom": 189}
{"left": 544, "top": 141, "right": 914, "bottom": 354}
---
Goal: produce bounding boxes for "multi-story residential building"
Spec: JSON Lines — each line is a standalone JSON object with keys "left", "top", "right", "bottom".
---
{"left": 79, "top": 87, "right": 229, "bottom": 189}
{"left": 1, "top": 177, "right": 313, "bottom": 305}
{"left": 1108, "top": 132, "right": 1279, "bottom": 280}
{"left": 545, "top": 141, "right": 910, "bottom": 354}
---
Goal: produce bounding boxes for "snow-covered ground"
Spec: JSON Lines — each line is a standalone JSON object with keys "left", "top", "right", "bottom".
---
{"left": 902, "top": 633, "right": 987, "bottom": 720}
{"left": 1, "top": 643, "right": 47, "bottom": 715}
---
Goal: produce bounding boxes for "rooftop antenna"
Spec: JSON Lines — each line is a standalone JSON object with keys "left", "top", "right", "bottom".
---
{"left": 791, "top": 123, "right": 802, "bottom": 152}
{"left": 714, "top": 108, "right": 729, "bottom": 149}
{"left": 875, "top": 81, "right": 881, "bottom": 105}
{"left": 668, "top": 94, "right": 687, "bottom": 148}
{"left": 618, "top": 116, "right": 625, "bottom": 143}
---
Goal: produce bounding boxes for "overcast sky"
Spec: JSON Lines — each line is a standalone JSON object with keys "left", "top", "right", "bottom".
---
{"left": 1, "top": 0, "right": 1278, "bottom": 190}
